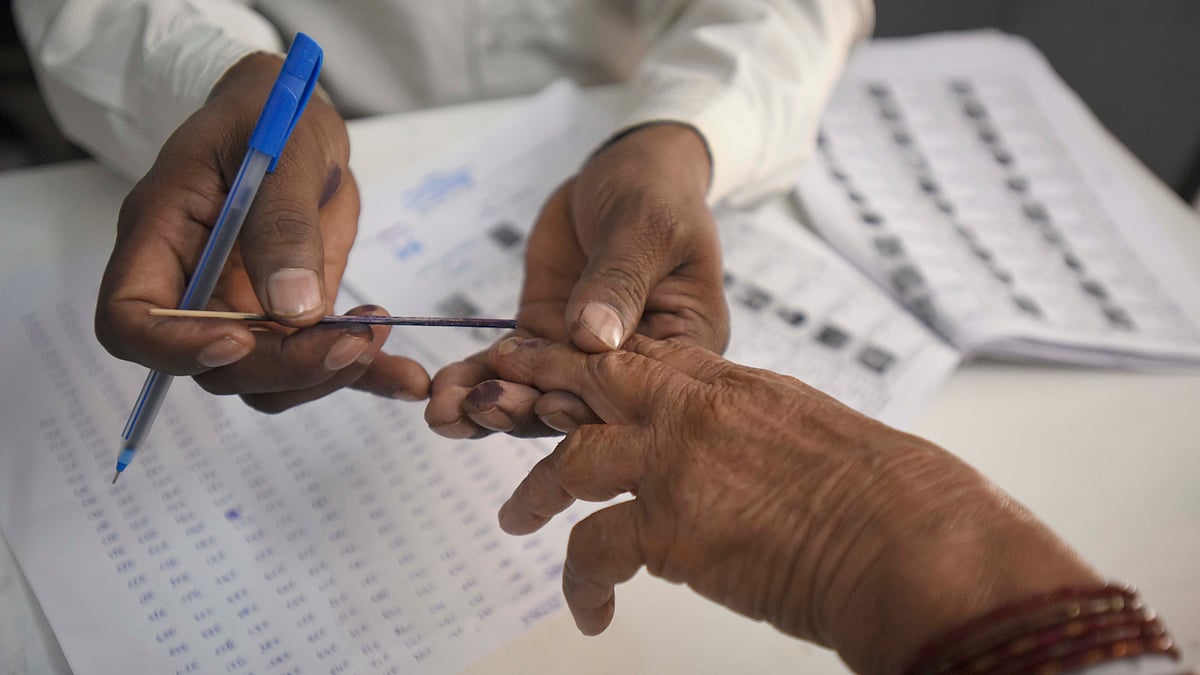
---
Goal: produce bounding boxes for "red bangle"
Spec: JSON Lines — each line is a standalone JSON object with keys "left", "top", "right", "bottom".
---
{"left": 966, "top": 607, "right": 1151, "bottom": 669}
{"left": 978, "top": 615, "right": 1173, "bottom": 674}
{"left": 902, "top": 583, "right": 1181, "bottom": 675}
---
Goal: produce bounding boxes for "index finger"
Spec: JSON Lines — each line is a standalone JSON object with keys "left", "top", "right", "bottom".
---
{"left": 98, "top": 181, "right": 257, "bottom": 374}
{"left": 488, "top": 337, "right": 688, "bottom": 425}
{"left": 498, "top": 424, "right": 645, "bottom": 535}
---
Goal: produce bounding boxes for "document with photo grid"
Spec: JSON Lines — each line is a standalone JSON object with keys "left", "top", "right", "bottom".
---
{"left": 718, "top": 206, "right": 960, "bottom": 426}
{"left": 794, "top": 32, "right": 1200, "bottom": 368}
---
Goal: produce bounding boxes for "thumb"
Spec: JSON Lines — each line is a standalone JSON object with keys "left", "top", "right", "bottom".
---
{"left": 238, "top": 160, "right": 334, "bottom": 326}
{"left": 566, "top": 219, "right": 675, "bottom": 353}
{"left": 221, "top": 59, "right": 351, "bottom": 327}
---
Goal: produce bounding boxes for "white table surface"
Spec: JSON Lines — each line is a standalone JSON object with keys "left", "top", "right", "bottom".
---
{"left": 1, "top": 89, "right": 1198, "bottom": 674}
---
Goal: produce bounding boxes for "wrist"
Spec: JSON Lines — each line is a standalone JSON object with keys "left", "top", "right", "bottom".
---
{"left": 902, "top": 583, "right": 1178, "bottom": 675}
{"left": 593, "top": 122, "right": 712, "bottom": 199}
{"left": 818, "top": 453, "right": 1102, "bottom": 674}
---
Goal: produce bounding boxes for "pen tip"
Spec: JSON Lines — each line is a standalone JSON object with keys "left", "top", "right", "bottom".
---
{"left": 112, "top": 471, "right": 120, "bottom": 485}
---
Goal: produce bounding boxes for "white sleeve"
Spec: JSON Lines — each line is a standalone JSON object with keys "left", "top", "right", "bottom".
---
{"left": 13, "top": 0, "right": 283, "bottom": 180}
{"left": 623, "top": 0, "right": 873, "bottom": 206}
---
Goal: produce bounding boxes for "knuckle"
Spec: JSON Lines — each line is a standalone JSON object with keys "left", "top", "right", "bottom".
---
{"left": 504, "top": 360, "right": 536, "bottom": 388}
{"left": 702, "top": 391, "right": 742, "bottom": 432}
{"left": 586, "top": 350, "right": 639, "bottom": 383}
{"left": 93, "top": 307, "right": 127, "bottom": 359}
{"left": 430, "top": 361, "right": 473, "bottom": 389}
{"left": 592, "top": 263, "right": 651, "bottom": 312}
{"left": 637, "top": 197, "right": 684, "bottom": 250}
{"left": 242, "top": 203, "right": 316, "bottom": 250}
{"left": 115, "top": 184, "right": 149, "bottom": 232}
{"left": 191, "top": 373, "right": 239, "bottom": 397}
{"left": 565, "top": 521, "right": 604, "bottom": 571}
{"left": 646, "top": 336, "right": 691, "bottom": 362}
{"left": 549, "top": 444, "right": 584, "bottom": 490}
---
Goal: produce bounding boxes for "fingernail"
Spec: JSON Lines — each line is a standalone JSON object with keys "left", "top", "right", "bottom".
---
{"left": 267, "top": 268, "right": 323, "bottom": 318}
{"left": 198, "top": 337, "right": 252, "bottom": 368}
{"left": 580, "top": 302, "right": 624, "bottom": 350}
{"left": 495, "top": 337, "right": 521, "bottom": 356}
{"left": 325, "top": 334, "right": 370, "bottom": 371}
{"left": 431, "top": 418, "right": 479, "bottom": 440}
{"left": 539, "top": 411, "right": 577, "bottom": 434}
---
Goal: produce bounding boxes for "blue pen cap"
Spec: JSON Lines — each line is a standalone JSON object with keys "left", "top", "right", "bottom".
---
{"left": 248, "top": 33, "right": 324, "bottom": 171}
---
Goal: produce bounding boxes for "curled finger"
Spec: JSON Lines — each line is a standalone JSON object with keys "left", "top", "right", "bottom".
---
{"left": 463, "top": 379, "right": 545, "bottom": 436}
{"left": 426, "top": 356, "right": 495, "bottom": 439}
{"left": 533, "top": 390, "right": 600, "bottom": 434}
{"left": 488, "top": 336, "right": 688, "bottom": 424}
{"left": 499, "top": 424, "right": 645, "bottom": 535}
{"left": 192, "top": 321, "right": 373, "bottom": 395}
{"left": 562, "top": 500, "right": 645, "bottom": 636}
{"left": 237, "top": 305, "right": 423, "bottom": 412}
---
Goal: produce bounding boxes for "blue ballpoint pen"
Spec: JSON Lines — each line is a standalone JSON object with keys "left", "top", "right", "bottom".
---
{"left": 113, "top": 34, "right": 323, "bottom": 484}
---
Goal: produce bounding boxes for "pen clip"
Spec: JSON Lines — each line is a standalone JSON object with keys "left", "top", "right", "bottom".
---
{"left": 248, "top": 33, "right": 324, "bottom": 172}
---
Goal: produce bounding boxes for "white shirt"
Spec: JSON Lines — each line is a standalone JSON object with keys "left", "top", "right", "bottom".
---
{"left": 14, "top": 0, "right": 873, "bottom": 205}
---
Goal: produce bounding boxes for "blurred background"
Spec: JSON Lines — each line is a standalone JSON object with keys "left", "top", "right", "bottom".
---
{"left": 2, "top": 0, "right": 1198, "bottom": 202}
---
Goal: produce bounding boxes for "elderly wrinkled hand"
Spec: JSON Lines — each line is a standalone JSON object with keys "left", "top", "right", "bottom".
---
{"left": 95, "top": 54, "right": 430, "bottom": 412}
{"left": 424, "top": 123, "right": 729, "bottom": 439}
{"left": 483, "top": 335, "right": 1101, "bottom": 675}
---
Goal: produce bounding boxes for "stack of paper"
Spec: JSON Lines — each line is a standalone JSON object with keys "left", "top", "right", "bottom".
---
{"left": 795, "top": 32, "right": 1200, "bottom": 367}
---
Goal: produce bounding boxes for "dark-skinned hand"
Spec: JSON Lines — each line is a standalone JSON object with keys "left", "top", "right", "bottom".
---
{"left": 424, "top": 123, "right": 729, "bottom": 438}
{"left": 485, "top": 334, "right": 1102, "bottom": 675}
{"left": 95, "top": 53, "right": 430, "bottom": 413}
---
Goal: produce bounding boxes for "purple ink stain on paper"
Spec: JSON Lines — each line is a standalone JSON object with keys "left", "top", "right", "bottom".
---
{"left": 225, "top": 508, "right": 240, "bottom": 521}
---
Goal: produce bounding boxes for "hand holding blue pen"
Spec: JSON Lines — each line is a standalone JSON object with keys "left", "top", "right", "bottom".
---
{"left": 100, "top": 34, "right": 432, "bottom": 481}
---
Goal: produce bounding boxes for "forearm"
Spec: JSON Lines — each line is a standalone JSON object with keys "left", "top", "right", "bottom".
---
{"left": 623, "top": 0, "right": 873, "bottom": 205}
{"left": 831, "top": 491, "right": 1104, "bottom": 673}
{"left": 13, "top": 0, "right": 282, "bottom": 179}
{"left": 807, "top": 452, "right": 1174, "bottom": 675}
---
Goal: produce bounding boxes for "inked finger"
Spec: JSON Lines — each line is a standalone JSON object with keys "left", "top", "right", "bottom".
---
{"left": 499, "top": 424, "right": 644, "bottom": 535}
{"left": 488, "top": 337, "right": 686, "bottom": 424}
{"left": 463, "top": 380, "right": 545, "bottom": 435}
{"left": 425, "top": 357, "right": 494, "bottom": 439}
{"left": 562, "top": 500, "right": 645, "bottom": 635}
